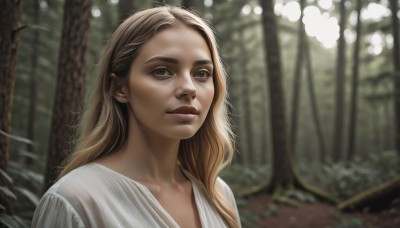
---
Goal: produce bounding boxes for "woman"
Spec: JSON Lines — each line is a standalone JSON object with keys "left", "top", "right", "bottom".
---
{"left": 32, "top": 6, "right": 240, "bottom": 228}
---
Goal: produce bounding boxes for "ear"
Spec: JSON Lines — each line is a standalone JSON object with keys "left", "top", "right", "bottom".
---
{"left": 110, "top": 73, "right": 129, "bottom": 103}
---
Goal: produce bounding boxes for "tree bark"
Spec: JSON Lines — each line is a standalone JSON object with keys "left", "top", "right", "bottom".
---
{"left": 240, "top": 30, "right": 255, "bottom": 164}
{"left": 346, "top": 0, "right": 362, "bottom": 160}
{"left": 0, "top": 0, "right": 22, "bottom": 171}
{"left": 44, "top": 0, "right": 91, "bottom": 192}
{"left": 26, "top": 0, "right": 39, "bottom": 166}
{"left": 372, "top": 102, "right": 382, "bottom": 154}
{"left": 99, "top": 0, "right": 116, "bottom": 39}
{"left": 118, "top": 0, "right": 134, "bottom": 23}
{"left": 181, "top": 0, "right": 205, "bottom": 14}
{"left": 389, "top": 0, "right": 400, "bottom": 159}
{"left": 0, "top": 0, "right": 22, "bottom": 215}
{"left": 240, "top": 0, "right": 336, "bottom": 203}
{"left": 260, "top": 72, "right": 269, "bottom": 164}
{"left": 332, "top": 0, "right": 347, "bottom": 162}
{"left": 290, "top": 0, "right": 305, "bottom": 156}
{"left": 338, "top": 175, "right": 400, "bottom": 211}
{"left": 260, "top": 0, "right": 294, "bottom": 185}
{"left": 182, "top": 0, "right": 194, "bottom": 9}
{"left": 304, "top": 38, "right": 327, "bottom": 163}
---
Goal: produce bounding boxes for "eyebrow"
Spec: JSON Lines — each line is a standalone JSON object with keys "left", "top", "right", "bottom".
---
{"left": 144, "top": 56, "right": 213, "bottom": 66}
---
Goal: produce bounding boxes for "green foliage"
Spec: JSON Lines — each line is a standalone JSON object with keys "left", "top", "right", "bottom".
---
{"left": 221, "top": 164, "right": 270, "bottom": 193}
{"left": 238, "top": 210, "right": 262, "bottom": 227}
{"left": 0, "top": 136, "right": 43, "bottom": 228}
{"left": 282, "top": 189, "right": 317, "bottom": 203}
{"left": 299, "top": 150, "right": 400, "bottom": 198}
{"left": 221, "top": 164, "right": 270, "bottom": 227}
{"left": 331, "top": 213, "right": 366, "bottom": 228}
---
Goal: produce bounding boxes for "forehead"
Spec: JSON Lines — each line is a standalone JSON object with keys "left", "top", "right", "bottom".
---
{"left": 134, "top": 25, "right": 212, "bottom": 63}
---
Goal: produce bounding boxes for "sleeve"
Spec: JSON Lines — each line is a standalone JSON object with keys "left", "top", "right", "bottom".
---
{"left": 31, "top": 193, "right": 85, "bottom": 228}
{"left": 216, "top": 177, "right": 241, "bottom": 227}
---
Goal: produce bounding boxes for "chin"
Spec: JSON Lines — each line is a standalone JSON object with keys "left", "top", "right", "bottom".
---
{"left": 173, "top": 131, "right": 197, "bottom": 140}
{"left": 168, "top": 126, "right": 200, "bottom": 140}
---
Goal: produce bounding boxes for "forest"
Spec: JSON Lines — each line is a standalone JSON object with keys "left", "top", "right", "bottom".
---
{"left": 1, "top": 0, "right": 400, "bottom": 227}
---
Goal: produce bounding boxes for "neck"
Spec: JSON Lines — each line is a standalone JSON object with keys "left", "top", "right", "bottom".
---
{"left": 124, "top": 129, "right": 182, "bottom": 182}
{"left": 99, "top": 116, "right": 186, "bottom": 184}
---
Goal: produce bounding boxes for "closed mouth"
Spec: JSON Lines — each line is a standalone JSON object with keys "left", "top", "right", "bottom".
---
{"left": 167, "top": 105, "right": 199, "bottom": 115}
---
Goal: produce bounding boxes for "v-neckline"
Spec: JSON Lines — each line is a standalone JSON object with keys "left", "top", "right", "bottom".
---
{"left": 91, "top": 163, "right": 204, "bottom": 228}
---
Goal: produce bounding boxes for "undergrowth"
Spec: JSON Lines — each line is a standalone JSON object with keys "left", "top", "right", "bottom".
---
{"left": 221, "top": 150, "right": 400, "bottom": 226}
{"left": 298, "top": 150, "right": 400, "bottom": 199}
{"left": 0, "top": 136, "right": 43, "bottom": 228}
{"left": 223, "top": 150, "right": 400, "bottom": 199}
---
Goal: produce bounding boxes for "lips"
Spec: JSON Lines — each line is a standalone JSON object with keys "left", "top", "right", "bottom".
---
{"left": 167, "top": 105, "right": 199, "bottom": 115}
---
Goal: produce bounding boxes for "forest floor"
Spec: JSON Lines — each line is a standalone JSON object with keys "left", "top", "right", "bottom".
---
{"left": 239, "top": 194, "right": 400, "bottom": 228}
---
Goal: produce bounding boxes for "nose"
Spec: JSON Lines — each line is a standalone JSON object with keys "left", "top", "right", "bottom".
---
{"left": 175, "top": 72, "right": 196, "bottom": 100}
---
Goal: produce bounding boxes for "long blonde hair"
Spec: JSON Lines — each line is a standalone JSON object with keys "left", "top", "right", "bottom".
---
{"left": 60, "top": 6, "right": 237, "bottom": 227}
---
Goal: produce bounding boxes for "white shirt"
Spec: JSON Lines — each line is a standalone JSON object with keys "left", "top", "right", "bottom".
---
{"left": 31, "top": 163, "right": 240, "bottom": 228}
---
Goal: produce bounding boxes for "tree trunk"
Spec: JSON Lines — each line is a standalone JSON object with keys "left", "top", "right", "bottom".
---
{"left": 389, "top": 0, "right": 400, "bottom": 159}
{"left": 332, "top": 0, "right": 347, "bottom": 162}
{"left": 182, "top": 0, "right": 194, "bottom": 9}
{"left": 44, "top": 0, "right": 91, "bottom": 192}
{"left": 153, "top": 0, "right": 175, "bottom": 7}
{"left": 304, "top": 37, "right": 327, "bottom": 163}
{"left": 338, "top": 175, "right": 400, "bottom": 211}
{"left": 260, "top": 0, "right": 293, "bottom": 186}
{"left": 0, "top": 0, "right": 22, "bottom": 171}
{"left": 225, "top": 55, "right": 244, "bottom": 164}
{"left": 255, "top": 0, "right": 335, "bottom": 204}
{"left": 372, "top": 102, "right": 382, "bottom": 154}
{"left": 118, "top": 0, "right": 134, "bottom": 23}
{"left": 181, "top": 0, "right": 205, "bottom": 14}
{"left": 26, "top": 0, "right": 39, "bottom": 166}
{"left": 346, "top": 0, "right": 362, "bottom": 160}
{"left": 0, "top": 0, "right": 22, "bottom": 215}
{"left": 290, "top": 0, "right": 305, "bottom": 156}
{"left": 260, "top": 72, "right": 269, "bottom": 164}
{"left": 99, "top": 0, "right": 116, "bottom": 39}
{"left": 240, "top": 31, "right": 255, "bottom": 164}
{"left": 384, "top": 98, "right": 392, "bottom": 149}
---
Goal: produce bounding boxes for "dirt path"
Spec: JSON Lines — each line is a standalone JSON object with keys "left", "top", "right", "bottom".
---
{"left": 239, "top": 194, "right": 400, "bottom": 228}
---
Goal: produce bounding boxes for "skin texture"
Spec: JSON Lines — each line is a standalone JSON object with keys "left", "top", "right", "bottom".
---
{"left": 97, "top": 25, "right": 214, "bottom": 228}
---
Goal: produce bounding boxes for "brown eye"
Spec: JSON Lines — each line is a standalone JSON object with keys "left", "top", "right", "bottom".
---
{"left": 151, "top": 67, "right": 173, "bottom": 77}
{"left": 194, "top": 70, "right": 211, "bottom": 79}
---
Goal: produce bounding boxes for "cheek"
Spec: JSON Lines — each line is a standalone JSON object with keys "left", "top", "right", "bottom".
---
{"left": 202, "top": 85, "right": 215, "bottom": 110}
{"left": 129, "top": 82, "right": 165, "bottom": 114}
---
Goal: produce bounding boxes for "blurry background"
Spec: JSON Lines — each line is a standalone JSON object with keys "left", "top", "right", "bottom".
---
{"left": 1, "top": 0, "right": 400, "bottom": 227}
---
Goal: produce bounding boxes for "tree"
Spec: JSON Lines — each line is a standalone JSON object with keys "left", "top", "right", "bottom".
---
{"left": 347, "top": 0, "right": 362, "bottom": 160}
{"left": 339, "top": 174, "right": 400, "bottom": 211}
{"left": 182, "top": 0, "right": 194, "bottom": 9}
{"left": 0, "top": 0, "right": 22, "bottom": 171}
{"left": 332, "top": 0, "right": 347, "bottom": 162}
{"left": 26, "top": 0, "right": 40, "bottom": 166}
{"left": 44, "top": 0, "right": 91, "bottom": 191}
{"left": 239, "top": 30, "right": 255, "bottom": 164}
{"left": 99, "top": 0, "right": 117, "bottom": 40}
{"left": 256, "top": 0, "right": 334, "bottom": 203}
{"left": 181, "top": 0, "right": 205, "bottom": 13}
{"left": 118, "top": 0, "right": 134, "bottom": 23}
{"left": 260, "top": 0, "right": 293, "bottom": 188}
{"left": 0, "top": 0, "right": 22, "bottom": 215}
{"left": 304, "top": 36, "right": 327, "bottom": 162}
{"left": 389, "top": 0, "right": 400, "bottom": 158}
{"left": 290, "top": 0, "right": 306, "bottom": 155}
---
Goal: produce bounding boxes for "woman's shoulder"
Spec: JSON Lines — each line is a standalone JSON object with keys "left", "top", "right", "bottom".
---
{"left": 46, "top": 163, "right": 126, "bottom": 205}
{"left": 216, "top": 177, "right": 233, "bottom": 195}
{"left": 32, "top": 164, "right": 108, "bottom": 228}
{"left": 34, "top": 163, "right": 153, "bottom": 227}
{"left": 216, "top": 177, "right": 237, "bottom": 205}
{"left": 49, "top": 164, "right": 104, "bottom": 192}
